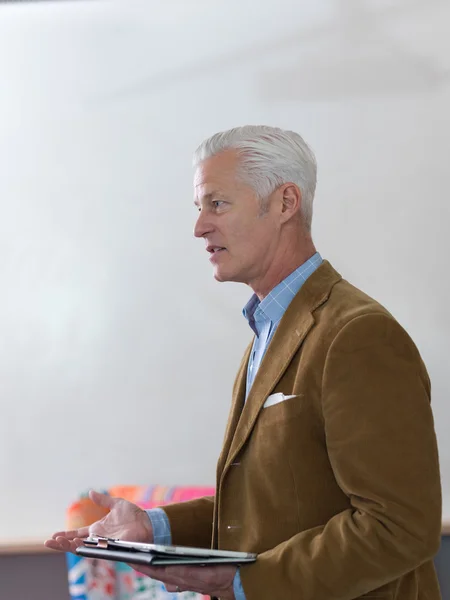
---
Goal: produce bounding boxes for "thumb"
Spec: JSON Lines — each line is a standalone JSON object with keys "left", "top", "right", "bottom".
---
{"left": 89, "top": 489, "right": 115, "bottom": 509}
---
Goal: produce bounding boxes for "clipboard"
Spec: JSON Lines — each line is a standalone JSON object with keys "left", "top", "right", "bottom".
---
{"left": 75, "top": 536, "right": 257, "bottom": 566}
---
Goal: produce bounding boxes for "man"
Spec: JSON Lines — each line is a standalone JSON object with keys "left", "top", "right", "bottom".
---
{"left": 47, "top": 126, "right": 442, "bottom": 599}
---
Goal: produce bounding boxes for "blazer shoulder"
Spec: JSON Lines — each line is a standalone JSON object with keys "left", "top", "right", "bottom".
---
{"left": 319, "top": 278, "right": 427, "bottom": 370}
{"left": 319, "top": 275, "right": 395, "bottom": 329}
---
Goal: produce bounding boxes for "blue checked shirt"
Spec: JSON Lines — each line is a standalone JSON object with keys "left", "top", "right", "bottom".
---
{"left": 147, "top": 253, "right": 323, "bottom": 599}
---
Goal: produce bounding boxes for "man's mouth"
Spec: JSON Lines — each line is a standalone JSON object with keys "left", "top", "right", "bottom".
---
{"left": 206, "top": 245, "right": 226, "bottom": 254}
{"left": 206, "top": 245, "right": 227, "bottom": 262}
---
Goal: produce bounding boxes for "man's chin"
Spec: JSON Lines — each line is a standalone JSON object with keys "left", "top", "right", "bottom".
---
{"left": 213, "top": 268, "right": 243, "bottom": 284}
{"left": 213, "top": 270, "right": 227, "bottom": 283}
{"left": 213, "top": 267, "right": 233, "bottom": 283}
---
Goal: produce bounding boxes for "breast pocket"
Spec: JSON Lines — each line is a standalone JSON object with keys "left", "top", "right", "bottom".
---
{"left": 259, "top": 393, "right": 305, "bottom": 426}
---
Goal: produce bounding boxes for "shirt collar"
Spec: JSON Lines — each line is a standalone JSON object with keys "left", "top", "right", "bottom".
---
{"left": 242, "top": 252, "right": 323, "bottom": 330}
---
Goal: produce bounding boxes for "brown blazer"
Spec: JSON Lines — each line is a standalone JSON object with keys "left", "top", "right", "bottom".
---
{"left": 164, "top": 261, "right": 442, "bottom": 599}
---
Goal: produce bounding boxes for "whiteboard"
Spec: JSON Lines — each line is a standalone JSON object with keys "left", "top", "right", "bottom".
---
{"left": 0, "top": 0, "right": 449, "bottom": 540}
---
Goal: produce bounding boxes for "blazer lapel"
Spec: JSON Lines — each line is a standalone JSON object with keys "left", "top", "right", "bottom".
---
{"left": 223, "top": 311, "right": 315, "bottom": 475}
{"left": 219, "top": 260, "right": 342, "bottom": 482}
{"left": 216, "top": 341, "right": 252, "bottom": 479}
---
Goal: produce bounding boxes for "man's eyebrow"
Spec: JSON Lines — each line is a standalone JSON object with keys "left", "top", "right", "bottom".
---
{"left": 193, "top": 192, "right": 226, "bottom": 206}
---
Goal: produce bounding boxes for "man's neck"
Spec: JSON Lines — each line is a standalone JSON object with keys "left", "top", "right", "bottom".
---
{"left": 252, "top": 243, "right": 317, "bottom": 301}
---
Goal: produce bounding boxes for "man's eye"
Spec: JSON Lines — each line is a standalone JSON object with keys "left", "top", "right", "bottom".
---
{"left": 213, "top": 200, "right": 224, "bottom": 208}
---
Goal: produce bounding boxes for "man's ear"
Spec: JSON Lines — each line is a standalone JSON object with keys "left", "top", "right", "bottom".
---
{"left": 280, "top": 184, "right": 302, "bottom": 223}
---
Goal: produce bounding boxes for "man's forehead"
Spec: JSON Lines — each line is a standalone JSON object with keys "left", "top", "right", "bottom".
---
{"left": 193, "top": 166, "right": 225, "bottom": 188}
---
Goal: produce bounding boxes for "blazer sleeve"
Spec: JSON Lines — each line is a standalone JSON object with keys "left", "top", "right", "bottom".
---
{"left": 239, "top": 312, "right": 442, "bottom": 600}
{"left": 161, "top": 495, "right": 215, "bottom": 548}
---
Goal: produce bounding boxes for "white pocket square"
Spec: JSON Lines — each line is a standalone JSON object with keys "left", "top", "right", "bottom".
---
{"left": 263, "top": 393, "right": 300, "bottom": 408}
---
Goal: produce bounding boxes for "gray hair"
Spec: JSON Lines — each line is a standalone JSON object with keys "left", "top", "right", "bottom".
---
{"left": 193, "top": 125, "right": 317, "bottom": 232}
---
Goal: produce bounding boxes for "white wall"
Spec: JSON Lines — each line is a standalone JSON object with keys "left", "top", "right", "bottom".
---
{"left": 0, "top": 0, "right": 449, "bottom": 540}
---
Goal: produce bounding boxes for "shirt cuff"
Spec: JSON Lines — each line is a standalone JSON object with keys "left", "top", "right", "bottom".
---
{"left": 145, "top": 508, "right": 172, "bottom": 545}
{"left": 233, "top": 569, "right": 246, "bottom": 600}
{"left": 146, "top": 509, "right": 245, "bottom": 599}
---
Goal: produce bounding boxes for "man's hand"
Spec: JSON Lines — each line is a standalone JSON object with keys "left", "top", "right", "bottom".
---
{"left": 44, "top": 490, "right": 153, "bottom": 553}
{"left": 131, "top": 564, "right": 237, "bottom": 600}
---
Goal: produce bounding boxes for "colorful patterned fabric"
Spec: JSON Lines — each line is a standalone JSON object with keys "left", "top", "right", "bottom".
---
{"left": 66, "top": 485, "right": 215, "bottom": 600}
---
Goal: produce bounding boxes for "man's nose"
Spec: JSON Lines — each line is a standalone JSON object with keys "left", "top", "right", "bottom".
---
{"left": 194, "top": 210, "right": 213, "bottom": 238}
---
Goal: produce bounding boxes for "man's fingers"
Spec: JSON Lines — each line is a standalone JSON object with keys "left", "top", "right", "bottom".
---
{"left": 54, "top": 536, "right": 74, "bottom": 552}
{"left": 89, "top": 489, "right": 114, "bottom": 510}
{"left": 127, "top": 564, "right": 167, "bottom": 581}
{"left": 44, "top": 538, "right": 71, "bottom": 552}
{"left": 51, "top": 527, "right": 90, "bottom": 541}
{"left": 129, "top": 565, "right": 196, "bottom": 588}
{"left": 69, "top": 538, "right": 85, "bottom": 552}
{"left": 44, "top": 539, "right": 63, "bottom": 551}
{"left": 51, "top": 530, "right": 70, "bottom": 540}
{"left": 45, "top": 536, "right": 85, "bottom": 553}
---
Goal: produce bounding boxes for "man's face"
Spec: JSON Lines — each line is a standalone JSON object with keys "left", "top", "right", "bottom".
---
{"left": 194, "top": 149, "right": 280, "bottom": 286}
